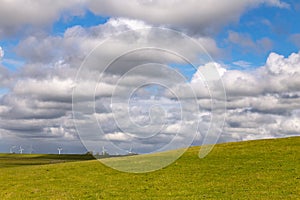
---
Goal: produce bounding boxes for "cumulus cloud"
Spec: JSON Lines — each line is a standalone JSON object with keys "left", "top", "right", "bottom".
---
{"left": 88, "top": 0, "right": 289, "bottom": 34}
{"left": 2, "top": 49, "right": 300, "bottom": 153}
{"left": 219, "top": 52, "right": 300, "bottom": 140}
{"left": 261, "top": 52, "right": 300, "bottom": 94}
{"left": 0, "top": 0, "right": 86, "bottom": 38}
{"left": 0, "top": 0, "right": 289, "bottom": 38}
{"left": 191, "top": 51, "right": 300, "bottom": 99}
{"left": 1, "top": 1, "right": 299, "bottom": 154}
{"left": 265, "top": 52, "right": 300, "bottom": 75}
{"left": 13, "top": 78, "right": 75, "bottom": 102}
{"left": 15, "top": 17, "right": 222, "bottom": 68}
{"left": 104, "top": 132, "right": 132, "bottom": 142}
{"left": 72, "top": 50, "right": 300, "bottom": 152}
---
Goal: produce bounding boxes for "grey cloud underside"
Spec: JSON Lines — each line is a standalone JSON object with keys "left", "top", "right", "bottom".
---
{"left": 2, "top": 50, "right": 300, "bottom": 153}
{"left": 0, "top": 0, "right": 86, "bottom": 39}
{"left": 227, "top": 31, "right": 274, "bottom": 54}
{"left": 0, "top": 0, "right": 298, "bottom": 153}
{"left": 0, "top": 0, "right": 289, "bottom": 39}
{"left": 88, "top": 0, "right": 289, "bottom": 35}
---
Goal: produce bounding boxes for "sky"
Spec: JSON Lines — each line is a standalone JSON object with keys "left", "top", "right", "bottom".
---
{"left": 0, "top": 0, "right": 300, "bottom": 154}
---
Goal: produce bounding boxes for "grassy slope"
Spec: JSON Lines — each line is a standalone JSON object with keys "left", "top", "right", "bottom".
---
{"left": 0, "top": 137, "right": 299, "bottom": 199}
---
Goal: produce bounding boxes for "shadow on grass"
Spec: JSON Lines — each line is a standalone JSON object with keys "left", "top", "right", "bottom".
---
{"left": 0, "top": 154, "right": 95, "bottom": 168}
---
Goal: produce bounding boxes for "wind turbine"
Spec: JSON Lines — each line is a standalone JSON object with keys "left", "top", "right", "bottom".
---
{"left": 19, "top": 146, "right": 24, "bottom": 154}
{"left": 28, "top": 145, "right": 34, "bottom": 154}
{"left": 127, "top": 144, "right": 133, "bottom": 155}
{"left": 57, "top": 147, "right": 63, "bottom": 155}
{"left": 102, "top": 146, "right": 106, "bottom": 156}
{"left": 9, "top": 146, "right": 16, "bottom": 153}
{"left": 129, "top": 145, "right": 132, "bottom": 154}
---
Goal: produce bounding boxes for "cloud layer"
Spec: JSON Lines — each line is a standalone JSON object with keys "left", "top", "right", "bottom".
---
{"left": 88, "top": 0, "right": 289, "bottom": 34}
{"left": 0, "top": 0, "right": 298, "bottom": 154}
{"left": 1, "top": 29, "right": 300, "bottom": 153}
{"left": 0, "top": 0, "right": 86, "bottom": 38}
{"left": 0, "top": 0, "right": 289, "bottom": 39}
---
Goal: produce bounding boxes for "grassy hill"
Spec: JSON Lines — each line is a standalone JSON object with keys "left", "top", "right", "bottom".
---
{"left": 0, "top": 137, "right": 299, "bottom": 199}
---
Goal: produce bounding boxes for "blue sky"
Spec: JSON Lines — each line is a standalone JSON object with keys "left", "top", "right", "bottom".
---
{"left": 0, "top": 0, "right": 300, "bottom": 154}
{"left": 52, "top": 10, "right": 109, "bottom": 35}
{"left": 1, "top": 1, "right": 300, "bottom": 72}
{"left": 217, "top": 1, "right": 300, "bottom": 68}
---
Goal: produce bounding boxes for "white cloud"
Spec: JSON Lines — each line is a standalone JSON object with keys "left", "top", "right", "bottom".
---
{"left": 1, "top": 1, "right": 300, "bottom": 154}
{"left": 2, "top": 50, "right": 300, "bottom": 153}
{"left": 222, "top": 70, "right": 263, "bottom": 96}
{"left": 0, "top": 0, "right": 289, "bottom": 40}
{"left": 15, "top": 18, "right": 221, "bottom": 65}
{"left": 44, "top": 125, "right": 76, "bottom": 140}
{"left": 107, "top": 17, "right": 151, "bottom": 30}
{"left": 104, "top": 132, "right": 132, "bottom": 141}
{"left": 192, "top": 62, "right": 227, "bottom": 82}
{"left": 13, "top": 78, "right": 75, "bottom": 102}
{"left": 280, "top": 117, "right": 300, "bottom": 135}
{"left": 0, "top": 46, "right": 4, "bottom": 60}
{"left": 220, "top": 52, "right": 300, "bottom": 141}
{"left": 265, "top": 52, "right": 300, "bottom": 75}
{"left": 88, "top": 0, "right": 288, "bottom": 34}
{"left": 259, "top": 52, "right": 300, "bottom": 94}
{"left": 0, "top": 0, "right": 86, "bottom": 38}
{"left": 190, "top": 51, "right": 300, "bottom": 99}
{"left": 233, "top": 60, "right": 252, "bottom": 68}
{"left": 0, "top": 0, "right": 289, "bottom": 38}
{"left": 168, "top": 51, "right": 300, "bottom": 143}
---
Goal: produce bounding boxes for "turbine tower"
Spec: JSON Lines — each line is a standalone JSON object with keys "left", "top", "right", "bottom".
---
{"left": 28, "top": 145, "right": 34, "bottom": 154}
{"left": 57, "top": 147, "right": 62, "bottom": 155}
{"left": 19, "top": 146, "right": 24, "bottom": 154}
{"left": 127, "top": 144, "right": 133, "bottom": 155}
{"left": 9, "top": 146, "right": 16, "bottom": 154}
{"left": 129, "top": 145, "right": 132, "bottom": 154}
{"left": 102, "top": 146, "right": 106, "bottom": 156}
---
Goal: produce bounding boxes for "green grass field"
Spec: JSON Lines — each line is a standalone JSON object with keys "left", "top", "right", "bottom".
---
{"left": 0, "top": 137, "right": 299, "bottom": 199}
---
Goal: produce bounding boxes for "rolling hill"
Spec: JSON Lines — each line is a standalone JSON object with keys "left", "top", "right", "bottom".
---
{"left": 0, "top": 137, "right": 299, "bottom": 199}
